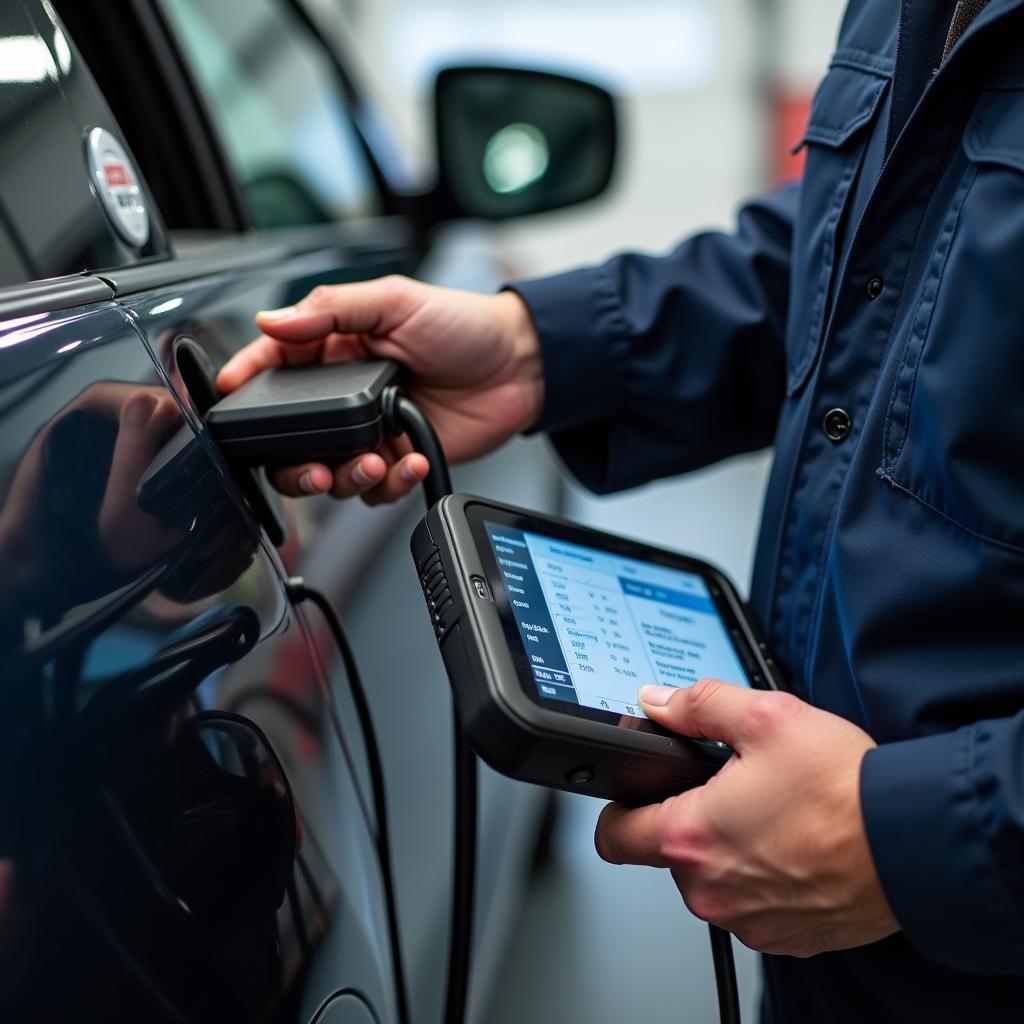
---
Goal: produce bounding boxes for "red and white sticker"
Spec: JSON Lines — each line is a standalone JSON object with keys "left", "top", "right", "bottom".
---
{"left": 85, "top": 127, "right": 150, "bottom": 248}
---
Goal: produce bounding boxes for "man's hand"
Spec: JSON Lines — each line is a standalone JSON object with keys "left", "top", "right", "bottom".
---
{"left": 595, "top": 680, "right": 900, "bottom": 957}
{"left": 0, "top": 383, "right": 182, "bottom": 590}
{"left": 217, "top": 277, "right": 544, "bottom": 505}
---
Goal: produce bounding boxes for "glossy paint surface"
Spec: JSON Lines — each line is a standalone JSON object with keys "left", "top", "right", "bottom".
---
{"left": 0, "top": 303, "right": 394, "bottom": 1022}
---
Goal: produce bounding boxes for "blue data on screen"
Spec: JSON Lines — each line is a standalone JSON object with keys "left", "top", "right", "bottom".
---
{"left": 485, "top": 523, "right": 751, "bottom": 719}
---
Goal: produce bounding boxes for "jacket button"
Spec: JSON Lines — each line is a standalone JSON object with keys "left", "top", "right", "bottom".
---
{"left": 823, "top": 408, "right": 852, "bottom": 443}
{"left": 866, "top": 276, "right": 884, "bottom": 300}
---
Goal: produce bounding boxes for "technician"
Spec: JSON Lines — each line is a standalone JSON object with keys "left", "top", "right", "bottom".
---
{"left": 219, "top": 1, "right": 1024, "bottom": 1019}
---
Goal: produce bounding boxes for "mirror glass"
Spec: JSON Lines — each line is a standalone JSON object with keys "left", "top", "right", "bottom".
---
{"left": 436, "top": 66, "right": 616, "bottom": 220}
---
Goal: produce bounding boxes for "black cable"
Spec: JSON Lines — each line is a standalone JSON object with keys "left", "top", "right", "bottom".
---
{"left": 287, "top": 579, "right": 411, "bottom": 1024}
{"left": 709, "top": 924, "right": 741, "bottom": 1024}
{"left": 444, "top": 711, "right": 477, "bottom": 1024}
{"left": 390, "top": 393, "right": 453, "bottom": 507}
{"left": 388, "top": 390, "right": 476, "bottom": 1024}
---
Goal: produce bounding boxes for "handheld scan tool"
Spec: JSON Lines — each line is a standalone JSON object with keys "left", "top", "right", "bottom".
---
{"left": 196, "top": 357, "right": 763, "bottom": 1024}
{"left": 412, "top": 495, "right": 783, "bottom": 805}
{"left": 190, "top": 356, "right": 781, "bottom": 805}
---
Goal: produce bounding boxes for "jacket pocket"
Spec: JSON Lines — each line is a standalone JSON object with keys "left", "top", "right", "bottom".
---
{"left": 880, "top": 84, "right": 1024, "bottom": 553}
{"left": 785, "top": 61, "right": 890, "bottom": 395}
{"left": 963, "top": 81, "right": 1024, "bottom": 172}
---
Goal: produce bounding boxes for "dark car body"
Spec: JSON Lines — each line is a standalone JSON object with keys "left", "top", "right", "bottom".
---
{"left": 0, "top": 1, "right": 593, "bottom": 1020}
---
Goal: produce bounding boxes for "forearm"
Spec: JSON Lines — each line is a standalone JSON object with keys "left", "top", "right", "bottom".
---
{"left": 509, "top": 184, "right": 798, "bottom": 494}
{"left": 861, "top": 711, "right": 1024, "bottom": 974}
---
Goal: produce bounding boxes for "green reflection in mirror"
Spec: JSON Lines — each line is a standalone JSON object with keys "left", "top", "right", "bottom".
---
{"left": 482, "top": 122, "right": 550, "bottom": 195}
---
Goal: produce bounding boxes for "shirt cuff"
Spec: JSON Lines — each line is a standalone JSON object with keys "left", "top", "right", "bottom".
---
{"left": 861, "top": 724, "right": 1024, "bottom": 974}
{"left": 506, "top": 265, "right": 629, "bottom": 436}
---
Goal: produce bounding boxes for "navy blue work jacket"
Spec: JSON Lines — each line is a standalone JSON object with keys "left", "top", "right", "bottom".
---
{"left": 514, "top": 0, "right": 1024, "bottom": 1019}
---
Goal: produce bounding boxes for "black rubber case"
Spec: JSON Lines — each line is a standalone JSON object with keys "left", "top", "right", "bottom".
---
{"left": 412, "top": 495, "right": 784, "bottom": 805}
{"left": 205, "top": 360, "right": 402, "bottom": 466}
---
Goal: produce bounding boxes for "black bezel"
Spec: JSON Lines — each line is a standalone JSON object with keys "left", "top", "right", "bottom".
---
{"left": 465, "top": 502, "right": 763, "bottom": 737}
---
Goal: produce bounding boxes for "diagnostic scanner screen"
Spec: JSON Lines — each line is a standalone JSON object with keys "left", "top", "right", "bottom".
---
{"left": 484, "top": 522, "right": 751, "bottom": 719}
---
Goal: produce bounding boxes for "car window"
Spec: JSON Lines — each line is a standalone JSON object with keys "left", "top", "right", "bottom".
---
{"left": 0, "top": 0, "right": 168, "bottom": 288}
{"left": 160, "top": 0, "right": 381, "bottom": 230}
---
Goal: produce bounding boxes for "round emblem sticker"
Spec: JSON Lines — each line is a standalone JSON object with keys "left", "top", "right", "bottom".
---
{"left": 85, "top": 127, "right": 150, "bottom": 248}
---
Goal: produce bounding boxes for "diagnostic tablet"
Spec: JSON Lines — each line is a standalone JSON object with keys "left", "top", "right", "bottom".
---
{"left": 412, "top": 495, "right": 784, "bottom": 805}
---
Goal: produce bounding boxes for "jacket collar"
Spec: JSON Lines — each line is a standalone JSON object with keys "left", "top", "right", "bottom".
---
{"left": 966, "top": 0, "right": 1024, "bottom": 35}
{"left": 927, "top": 0, "right": 1024, "bottom": 82}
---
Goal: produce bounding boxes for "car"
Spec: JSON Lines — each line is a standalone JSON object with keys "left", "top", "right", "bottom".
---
{"left": 0, "top": 1, "right": 616, "bottom": 1021}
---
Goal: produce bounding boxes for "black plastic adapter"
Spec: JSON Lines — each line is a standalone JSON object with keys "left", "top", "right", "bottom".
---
{"left": 205, "top": 360, "right": 404, "bottom": 466}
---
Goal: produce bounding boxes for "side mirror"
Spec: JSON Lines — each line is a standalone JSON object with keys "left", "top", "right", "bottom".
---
{"left": 430, "top": 65, "right": 617, "bottom": 222}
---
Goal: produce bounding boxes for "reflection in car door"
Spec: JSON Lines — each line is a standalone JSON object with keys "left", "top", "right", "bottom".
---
{"left": 1, "top": 0, "right": 566, "bottom": 1017}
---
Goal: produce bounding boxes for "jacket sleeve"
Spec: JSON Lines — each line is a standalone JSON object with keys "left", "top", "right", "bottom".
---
{"left": 861, "top": 712, "right": 1024, "bottom": 973}
{"left": 507, "top": 183, "right": 798, "bottom": 494}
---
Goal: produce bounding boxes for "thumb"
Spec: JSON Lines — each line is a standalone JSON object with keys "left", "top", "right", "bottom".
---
{"left": 639, "top": 679, "right": 766, "bottom": 750}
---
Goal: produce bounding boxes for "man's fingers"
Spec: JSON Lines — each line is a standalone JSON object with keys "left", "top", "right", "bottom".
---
{"left": 253, "top": 308, "right": 341, "bottom": 344}
{"left": 640, "top": 678, "right": 803, "bottom": 750}
{"left": 320, "top": 453, "right": 387, "bottom": 499}
{"left": 595, "top": 802, "right": 670, "bottom": 868}
{"left": 256, "top": 278, "right": 417, "bottom": 344}
{"left": 267, "top": 454, "right": 388, "bottom": 499}
{"left": 267, "top": 462, "right": 335, "bottom": 497}
{"left": 264, "top": 445, "right": 428, "bottom": 504}
{"left": 361, "top": 453, "right": 430, "bottom": 506}
{"left": 595, "top": 794, "right": 704, "bottom": 869}
{"left": 219, "top": 278, "right": 419, "bottom": 395}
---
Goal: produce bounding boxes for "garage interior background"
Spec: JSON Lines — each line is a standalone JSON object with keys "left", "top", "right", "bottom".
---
{"left": 316, "top": 1, "right": 845, "bottom": 1020}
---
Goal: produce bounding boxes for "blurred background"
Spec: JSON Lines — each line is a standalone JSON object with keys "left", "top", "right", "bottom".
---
{"left": 309, "top": 0, "right": 847, "bottom": 578}
{"left": 0, "top": 0, "right": 854, "bottom": 1021}
{"left": 331, "top": 0, "right": 848, "bottom": 1020}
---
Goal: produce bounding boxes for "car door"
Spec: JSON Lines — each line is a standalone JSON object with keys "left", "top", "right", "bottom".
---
{"left": 0, "top": 302, "right": 398, "bottom": 1024}
{"left": 0, "top": 2, "right": 400, "bottom": 1021}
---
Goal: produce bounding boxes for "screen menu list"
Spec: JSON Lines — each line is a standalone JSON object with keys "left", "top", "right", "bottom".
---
{"left": 484, "top": 523, "right": 751, "bottom": 718}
